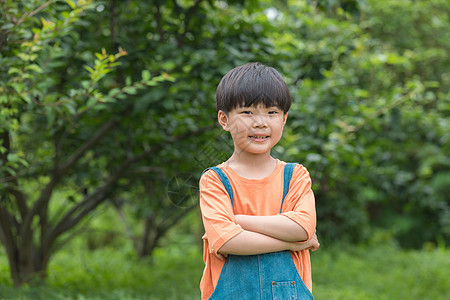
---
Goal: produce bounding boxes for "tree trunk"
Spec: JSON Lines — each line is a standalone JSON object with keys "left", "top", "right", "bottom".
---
{"left": 7, "top": 242, "right": 48, "bottom": 287}
{"left": 139, "top": 216, "right": 161, "bottom": 259}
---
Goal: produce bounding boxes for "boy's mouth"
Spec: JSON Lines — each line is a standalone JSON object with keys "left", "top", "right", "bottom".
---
{"left": 249, "top": 135, "right": 270, "bottom": 141}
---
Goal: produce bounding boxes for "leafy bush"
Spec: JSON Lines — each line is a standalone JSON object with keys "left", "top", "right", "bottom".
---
{"left": 272, "top": 0, "right": 450, "bottom": 248}
{"left": 312, "top": 243, "right": 449, "bottom": 299}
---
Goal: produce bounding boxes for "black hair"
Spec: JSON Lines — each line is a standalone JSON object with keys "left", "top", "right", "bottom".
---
{"left": 216, "top": 62, "right": 291, "bottom": 114}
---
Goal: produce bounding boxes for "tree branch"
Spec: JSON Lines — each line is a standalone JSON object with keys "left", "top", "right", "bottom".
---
{"left": 20, "top": 119, "right": 117, "bottom": 253}
{"left": 110, "top": 0, "right": 119, "bottom": 52}
{"left": 1, "top": 129, "right": 28, "bottom": 219}
{"left": 0, "top": 1, "right": 11, "bottom": 51}
{"left": 155, "top": 4, "right": 165, "bottom": 41}
{"left": 47, "top": 124, "right": 215, "bottom": 248}
{"left": 0, "top": 198, "right": 18, "bottom": 278}
{"left": 159, "top": 202, "right": 197, "bottom": 237}
{"left": 9, "top": 188, "right": 28, "bottom": 218}
{"left": 48, "top": 147, "right": 142, "bottom": 243}
{"left": 14, "top": 1, "right": 52, "bottom": 27}
{"left": 177, "top": 0, "right": 203, "bottom": 48}
{"left": 59, "top": 119, "right": 117, "bottom": 172}
{"left": 19, "top": 174, "right": 57, "bottom": 255}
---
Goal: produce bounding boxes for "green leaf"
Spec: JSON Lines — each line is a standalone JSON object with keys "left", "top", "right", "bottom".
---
{"left": 64, "top": 102, "right": 77, "bottom": 115}
{"left": 61, "top": 11, "right": 71, "bottom": 19}
{"left": 108, "top": 88, "right": 121, "bottom": 97}
{"left": 17, "top": 53, "right": 31, "bottom": 61}
{"left": 7, "top": 153, "right": 19, "bottom": 162}
{"left": 95, "top": 52, "right": 104, "bottom": 60}
{"left": 86, "top": 97, "right": 97, "bottom": 107}
{"left": 21, "top": 93, "right": 31, "bottom": 103}
{"left": 161, "top": 61, "right": 176, "bottom": 71}
{"left": 11, "top": 83, "right": 24, "bottom": 93}
{"left": 25, "top": 64, "right": 43, "bottom": 73}
{"left": 93, "top": 104, "right": 108, "bottom": 111}
{"left": 142, "top": 70, "right": 151, "bottom": 81}
{"left": 116, "top": 93, "right": 127, "bottom": 100}
{"left": 123, "top": 86, "right": 137, "bottom": 95}
{"left": 84, "top": 65, "right": 95, "bottom": 74}
{"left": 5, "top": 167, "right": 17, "bottom": 176}
{"left": 1, "top": 23, "right": 14, "bottom": 30}
{"left": 7, "top": 67, "right": 20, "bottom": 75}
{"left": 81, "top": 80, "right": 90, "bottom": 89}
{"left": 65, "top": 0, "right": 77, "bottom": 9}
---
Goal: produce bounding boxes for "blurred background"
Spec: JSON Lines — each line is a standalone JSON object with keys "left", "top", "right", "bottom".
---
{"left": 0, "top": 0, "right": 449, "bottom": 299}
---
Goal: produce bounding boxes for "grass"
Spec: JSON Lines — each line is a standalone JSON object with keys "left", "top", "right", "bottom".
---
{"left": 0, "top": 241, "right": 448, "bottom": 299}
{"left": 312, "top": 243, "right": 449, "bottom": 299}
{"left": 0, "top": 244, "right": 204, "bottom": 300}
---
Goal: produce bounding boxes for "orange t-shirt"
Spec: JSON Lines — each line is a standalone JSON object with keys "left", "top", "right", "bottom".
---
{"left": 199, "top": 160, "right": 316, "bottom": 299}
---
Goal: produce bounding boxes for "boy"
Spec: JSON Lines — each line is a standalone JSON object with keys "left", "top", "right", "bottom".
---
{"left": 199, "top": 62, "right": 319, "bottom": 299}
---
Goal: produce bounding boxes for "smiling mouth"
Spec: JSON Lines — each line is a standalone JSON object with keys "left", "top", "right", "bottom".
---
{"left": 249, "top": 135, "right": 270, "bottom": 141}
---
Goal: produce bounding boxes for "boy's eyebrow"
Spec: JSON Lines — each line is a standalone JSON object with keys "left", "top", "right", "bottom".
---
{"left": 236, "top": 104, "right": 282, "bottom": 108}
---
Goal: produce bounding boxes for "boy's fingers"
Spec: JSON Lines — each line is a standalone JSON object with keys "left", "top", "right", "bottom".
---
{"left": 311, "top": 241, "right": 320, "bottom": 251}
{"left": 214, "top": 252, "right": 228, "bottom": 260}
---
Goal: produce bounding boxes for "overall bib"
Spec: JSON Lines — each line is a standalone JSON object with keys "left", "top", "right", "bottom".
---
{"left": 204, "top": 163, "right": 314, "bottom": 300}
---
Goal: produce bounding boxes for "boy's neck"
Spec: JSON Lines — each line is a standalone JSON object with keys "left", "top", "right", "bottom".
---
{"left": 226, "top": 152, "right": 277, "bottom": 179}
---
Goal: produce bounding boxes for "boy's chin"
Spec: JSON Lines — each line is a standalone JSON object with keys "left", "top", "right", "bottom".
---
{"left": 238, "top": 147, "right": 273, "bottom": 155}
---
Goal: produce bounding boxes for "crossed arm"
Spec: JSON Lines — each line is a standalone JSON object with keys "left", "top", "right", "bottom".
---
{"left": 217, "top": 214, "right": 319, "bottom": 259}
{"left": 201, "top": 167, "right": 319, "bottom": 259}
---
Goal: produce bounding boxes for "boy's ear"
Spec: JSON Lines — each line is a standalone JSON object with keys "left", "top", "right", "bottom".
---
{"left": 218, "top": 110, "right": 230, "bottom": 131}
{"left": 283, "top": 112, "right": 288, "bottom": 125}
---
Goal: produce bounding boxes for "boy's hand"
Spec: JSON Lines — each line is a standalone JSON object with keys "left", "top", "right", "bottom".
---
{"left": 290, "top": 232, "right": 320, "bottom": 252}
{"left": 214, "top": 252, "right": 228, "bottom": 260}
{"left": 307, "top": 232, "right": 320, "bottom": 251}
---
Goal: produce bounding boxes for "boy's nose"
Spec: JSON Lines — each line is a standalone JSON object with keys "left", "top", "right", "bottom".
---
{"left": 253, "top": 115, "right": 268, "bottom": 128}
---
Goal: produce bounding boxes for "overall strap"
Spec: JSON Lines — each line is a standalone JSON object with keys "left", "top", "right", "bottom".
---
{"left": 202, "top": 167, "right": 234, "bottom": 206}
{"left": 204, "top": 163, "right": 297, "bottom": 211}
{"left": 280, "top": 163, "right": 297, "bottom": 213}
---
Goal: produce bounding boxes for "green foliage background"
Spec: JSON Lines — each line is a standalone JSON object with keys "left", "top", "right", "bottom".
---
{"left": 0, "top": 0, "right": 449, "bottom": 297}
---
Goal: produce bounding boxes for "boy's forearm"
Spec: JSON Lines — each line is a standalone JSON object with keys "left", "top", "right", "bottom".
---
{"left": 235, "top": 214, "right": 309, "bottom": 242}
{"left": 218, "top": 230, "right": 316, "bottom": 256}
{"left": 218, "top": 230, "right": 292, "bottom": 255}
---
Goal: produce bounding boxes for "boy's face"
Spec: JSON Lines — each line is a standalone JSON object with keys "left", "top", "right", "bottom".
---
{"left": 218, "top": 104, "right": 287, "bottom": 156}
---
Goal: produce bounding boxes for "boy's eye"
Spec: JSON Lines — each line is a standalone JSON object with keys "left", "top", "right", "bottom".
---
{"left": 241, "top": 111, "right": 252, "bottom": 114}
{"left": 268, "top": 111, "right": 279, "bottom": 114}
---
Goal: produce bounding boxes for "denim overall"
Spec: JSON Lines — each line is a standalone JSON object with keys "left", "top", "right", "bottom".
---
{"left": 204, "top": 163, "right": 314, "bottom": 300}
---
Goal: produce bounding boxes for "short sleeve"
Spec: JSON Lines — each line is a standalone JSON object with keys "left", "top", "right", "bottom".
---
{"left": 280, "top": 164, "right": 316, "bottom": 241}
{"left": 200, "top": 170, "right": 244, "bottom": 254}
